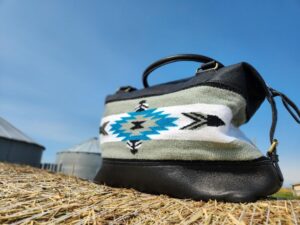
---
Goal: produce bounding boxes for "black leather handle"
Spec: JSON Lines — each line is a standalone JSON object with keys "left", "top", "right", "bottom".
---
{"left": 142, "top": 54, "right": 224, "bottom": 88}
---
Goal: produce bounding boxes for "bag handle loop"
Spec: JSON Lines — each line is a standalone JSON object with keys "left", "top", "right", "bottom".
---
{"left": 142, "top": 54, "right": 224, "bottom": 88}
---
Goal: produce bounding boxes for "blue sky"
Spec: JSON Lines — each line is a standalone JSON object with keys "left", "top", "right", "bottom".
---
{"left": 0, "top": 0, "right": 299, "bottom": 184}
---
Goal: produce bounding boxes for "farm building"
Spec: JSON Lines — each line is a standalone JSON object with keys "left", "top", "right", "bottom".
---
{"left": 56, "top": 137, "right": 102, "bottom": 180}
{"left": 0, "top": 117, "right": 45, "bottom": 167}
{"left": 292, "top": 184, "right": 300, "bottom": 197}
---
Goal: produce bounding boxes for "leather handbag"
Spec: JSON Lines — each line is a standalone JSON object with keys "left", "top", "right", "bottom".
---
{"left": 95, "top": 54, "right": 300, "bottom": 202}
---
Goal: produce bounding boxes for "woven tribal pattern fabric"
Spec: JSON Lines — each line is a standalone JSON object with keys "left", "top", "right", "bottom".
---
{"left": 100, "top": 100, "right": 255, "bottom": 155}
{"left": 110, "top": 108, "right": 178, "bottom": 141}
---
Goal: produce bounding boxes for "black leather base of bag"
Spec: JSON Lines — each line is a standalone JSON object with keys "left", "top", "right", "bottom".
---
{"left": 95, "top": 157, "right": 283, "bottom": 202}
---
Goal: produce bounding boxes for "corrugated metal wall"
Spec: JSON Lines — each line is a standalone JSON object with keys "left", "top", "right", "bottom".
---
{"left": 293, "top": 185, "right": 300, "bottom": 196}
{"left": 56, "top": 152, "right": 102, "bottom": 180}
{"left": 0, "top": 138, "right": 43, "bottom": 167}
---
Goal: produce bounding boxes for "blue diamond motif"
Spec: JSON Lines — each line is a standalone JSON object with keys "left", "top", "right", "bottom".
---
{"left": 110, "top": 108, "right": 178, "bottom": 141}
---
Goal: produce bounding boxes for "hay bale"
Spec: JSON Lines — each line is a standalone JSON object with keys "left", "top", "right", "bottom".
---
{"left": 0, "top": 162, "right": 299, "bottom": 224}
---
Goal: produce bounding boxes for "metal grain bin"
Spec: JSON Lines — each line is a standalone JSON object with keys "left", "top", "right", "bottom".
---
{"left": 0, "top": 117, "right": 45, "bottom": 167}
{"left": 56, "top": 137, "right": 102, "bottom": 180}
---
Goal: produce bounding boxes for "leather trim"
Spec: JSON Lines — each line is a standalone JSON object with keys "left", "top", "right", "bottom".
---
{"left": 95, "top": 157, "right": 283, "bottom": 202}
{"left": 106, "top": 80, "right": 244, "bottom": 103}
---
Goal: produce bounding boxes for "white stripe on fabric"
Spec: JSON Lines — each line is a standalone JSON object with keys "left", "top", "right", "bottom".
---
{"left": 100, "top": 103, "right": 250, "bottom": 144}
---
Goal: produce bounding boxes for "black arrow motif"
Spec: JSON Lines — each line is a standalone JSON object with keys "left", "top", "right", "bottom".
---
{"left": 100, "top": 121, "right": 109, "bottom": 135}
{"left": 126, "top": 140, "right": 142, "bottom": 154}
{"left": 180, "top": 112, "right": 225, "bottom": 130}
{"left": 127, "top": 100, "right": 149, "bottom": 154}
{"left": 135, "top": 100, "right": 149, "bottom": 112}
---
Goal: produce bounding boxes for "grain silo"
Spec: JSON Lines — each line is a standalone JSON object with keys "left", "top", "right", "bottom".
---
{"left": 0, "top": 117, "right": 45, "bottom": 167}
{"left": 56, "top": 137, "right": 102, "bottom": 180}
{"left": 292, "top": 184, "right": 300, "bottom": 197}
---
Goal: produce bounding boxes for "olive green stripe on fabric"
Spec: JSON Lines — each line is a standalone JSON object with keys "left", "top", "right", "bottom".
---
{"left": 101, "top": 140, "right": 263, "bottom": 161}
{"left": 103, "top": 86, "right": 247, "bottom": 126}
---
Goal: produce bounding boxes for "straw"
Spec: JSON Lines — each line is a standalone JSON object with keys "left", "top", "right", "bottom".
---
{"left": 0, "top": 162, "right": 299, "bottom": 224}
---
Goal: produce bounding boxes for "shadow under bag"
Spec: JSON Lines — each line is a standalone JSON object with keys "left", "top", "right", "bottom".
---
{"left": 95, "top": 54, "right": 300, "bottom": 202}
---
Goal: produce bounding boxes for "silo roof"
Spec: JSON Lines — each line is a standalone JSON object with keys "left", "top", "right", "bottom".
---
{"left": 0, "top": 116, "right": 45, "bottom": 149}
{"left": 59, "top": 137, "right": 101, "bottom": 154}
